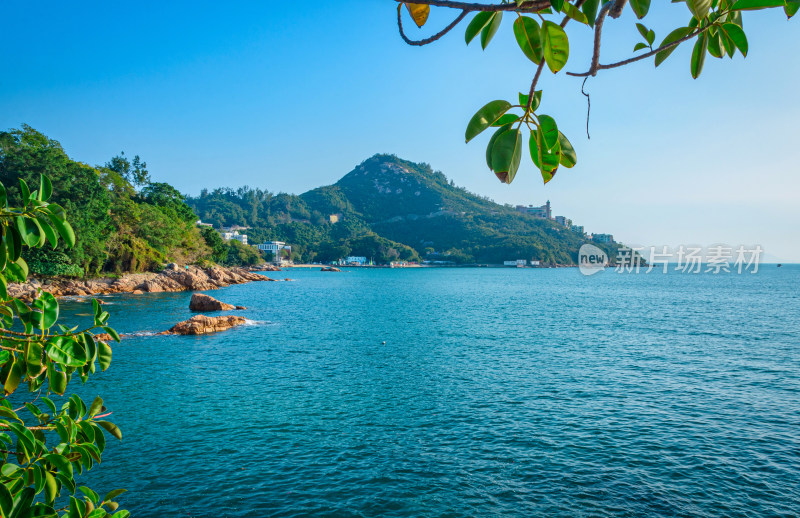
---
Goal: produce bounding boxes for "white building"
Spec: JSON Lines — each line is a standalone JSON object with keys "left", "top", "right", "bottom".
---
{"left": 255, "top": 241, "right": 292, "bottom": 263}
{"left": 504, "top": 259, "right": 527, "bottom": 267}
{"left": 345, "top": 256, "right": 367, "bottom": 265}
{"left": 222, "top": 230, "right": 248, "bottom": 245}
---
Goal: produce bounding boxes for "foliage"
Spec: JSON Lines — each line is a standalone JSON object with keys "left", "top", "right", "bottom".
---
{"left": 0, "top": 126, "right": 211, "bottom": 276}
{"left": 199, "top": 227, "right": 228, "bottom": 265}
{"left": 22, "top": 249, "right": 84, "bottom": 278}
{"left": 190, "top": 154, "right": 617, "bottom": 265}
{"left": 398, "top": 0, "right": 796, "bottom": 184}
{"left": 0, "top": 175, "right": 127, "bottom": 517}
{"left": 223, "top": 240, "right": 262, "bottom": 267}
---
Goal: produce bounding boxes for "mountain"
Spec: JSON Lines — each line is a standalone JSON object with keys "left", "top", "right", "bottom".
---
{"left": 188, "top": 154, "right": 620, "bottom": 265}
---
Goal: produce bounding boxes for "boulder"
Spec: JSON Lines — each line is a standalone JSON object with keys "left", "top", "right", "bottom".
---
{"left": 321, "top": 267, "right": 341, "bottom": 272}
{"left": 161, "top": 315, "right": 247, "bottom": 336}
{"left": 189, "top": 293, "right": 236, "bottom": 312}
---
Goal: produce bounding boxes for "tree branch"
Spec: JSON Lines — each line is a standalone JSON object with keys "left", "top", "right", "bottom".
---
{"left": 566, "top": 25, "right": 711, "bottom": 77}
{"left": 392, "top": 0, "right": 551, "bottom": 13}
{"left": 397, "top": 6, "right": 470, "bottom": 46}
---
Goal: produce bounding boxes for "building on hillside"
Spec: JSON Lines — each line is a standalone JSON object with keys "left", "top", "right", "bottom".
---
{"left": 221, "top": 225, "right": 249, "bottom": 232}
{"left": 530, "top": 260, "right": 541, "bottom": 266}
{"left": 555, "top": 216, "right": 572, "bottom": 227}
{"left": 592, "top": 233, "right": 614, "bottom": 244}
{"left": 255, "top": 241, "right": 292, "bottom": 263}
{"left": 196, "top": 220, "right": 213, "bottom": 227}
{"left": 222, "top": 230, "right": 248, "bottom": 245}
{"left": 571, "top": 225, "right": 585, "bottom": 235}
{"left": 504, "top": 260, "right": 527, "bottom": 267}
{"left": 329, "top": 213, "right": 342, "bottom": 224}
{"left": 345, "top": 256, "right": 367, "bottom": 265}
{"left": 516, "top": 200, "right": 552, "bottom": 219}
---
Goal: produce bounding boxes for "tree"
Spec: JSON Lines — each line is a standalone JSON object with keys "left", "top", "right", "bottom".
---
{"left": 199, "top": 226, "right": 229, "bottom": 264}
{"left": 395, "top": 0, "right": 796, "bottom": 184}
{"left": 104, "top": 152, "right": 150, "bottom": 189}
{"left": 0, "top": 175, "right": 127, "bottom": 517}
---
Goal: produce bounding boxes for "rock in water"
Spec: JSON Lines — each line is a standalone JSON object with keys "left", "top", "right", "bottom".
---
{"left": 189, "top": 293, "right": 236, "bottom": 312}
{"left": 162, "top": 315, "right": 247, "bottom": 335}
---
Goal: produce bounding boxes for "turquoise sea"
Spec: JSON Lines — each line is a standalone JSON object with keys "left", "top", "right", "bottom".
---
{"left": 60, "top": 266, "right": 799, "bottom": 517}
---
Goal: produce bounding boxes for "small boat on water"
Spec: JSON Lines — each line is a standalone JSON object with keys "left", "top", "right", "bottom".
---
{"left": 777, "top": 264, "right": 782, "bottom": 267}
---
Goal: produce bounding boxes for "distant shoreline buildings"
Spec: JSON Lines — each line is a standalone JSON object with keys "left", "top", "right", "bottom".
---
{"left": 515, "top": 200, "right": 613, "bottom": 244}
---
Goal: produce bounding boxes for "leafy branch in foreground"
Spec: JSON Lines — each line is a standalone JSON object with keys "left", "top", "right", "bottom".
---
{"left": 0, "top": 176, "right": 128, "bottom": 518}
{"left": 396, "top": 0, "right": 796, "bottom": 184}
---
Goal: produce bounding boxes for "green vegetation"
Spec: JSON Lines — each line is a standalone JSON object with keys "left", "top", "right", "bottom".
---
{"left": 189, "top": 154, "right": 620, "bottom": 265}
{"left": 0, "top": 126, "right": 261, "bottom": 276}
{"left": 397, "top": 0, "right": 796, "bottom": 184}
{"left": 0, "top": 174, "right": 128, "bottom": 517}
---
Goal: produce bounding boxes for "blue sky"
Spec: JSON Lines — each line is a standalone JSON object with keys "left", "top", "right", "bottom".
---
{"left": 2, "top": 1, "right": 798, "bottom": 260}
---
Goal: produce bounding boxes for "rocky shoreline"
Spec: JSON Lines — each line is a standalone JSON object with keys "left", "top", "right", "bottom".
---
{"left": 8, "top": 263, "right": 280, "bottom": 302}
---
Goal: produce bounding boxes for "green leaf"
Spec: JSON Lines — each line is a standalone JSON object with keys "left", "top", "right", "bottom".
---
{"left": 0, "top": 406, "right": 22, "bottom": 423}
{"left": 558, "top": 132, "right": 577, "bottom": 168}
{"left": 0, "top": 183, "right": 6, "bottom": 208}
{"left": 465, "top": 100, "right": 512, "bottom": 143}
{"left": 26, "top": 342, "right": 43, "bottom": 378}
{"left": 0, "top": 478, "right": 13, "bottom": 517}
{"left": 47, "top": 337, "right": 87, "bottom": 367}
{"left": 541, "top": 21, "right": 569, "bottom": 73}
{"left": 655, "top": 27, "right": 695, "bottom": 67}
{"left": 707, "top": 30, "right": 724, "bottom": 58}
{"left": 47, "top": 362, "right": 67, "bottom": 395}
{"left": 9, "top": 487, "right": 35, "bottom": 518}
{"left": 8, "top": 422, "right": 35, "bottom": 452}
{"left": 647, "top": 30, "right": 656, "bottom": 46}
{"left": 786, "top": 0, "right": 800, "bottom": 17}
{"left": 102, "top": 490, "right": 127, "bottom": 503}
{"left": 721, "top": 23, "right": 748, "bottom": 56}
{"left": 47, "top": 214, "right": 76, "bottom": 248}
{"left": 44, "top": 453, "right": 73, "bottom": 477}
{"left": 480, "top": 12, "right": 503, "bottom": 50}
{"left": 38, "top": 175, "right": 53, "bottom": 202}
{"left": 465, "top": 11, "right": 493, "bottom": 44}
{"left": 529, "top": 130, "right": 561, "bottom": 184}
{"left": 582, "top": 0, "right": 600, "bottom": 27}
{"left": 490, "top": 128, "right": 522, "bottom": 184}
{"left": 19, "top": 179, "right": 31, "bottom": 204}
{"left": 730, "top": 0, "right": 785, "bottom": 9}
{"left": 513, "top": 17, "right": 543, "bottom": 64}
{"left": 687, "top": 0, "right": 713, "bottom": 19}
{"left": 36, "top": 215, "right": 59, "bottom": 248}
{"left": 691, "top": 33, "right": 708, "bottom": 78}
{"left": 538, "top": 115, "right": 559, "bottom": 151}
{"left": 4, "top": 358, "right": 24, "bottom": 396}
{"left": 40, "top": 291, "right": 59, "bottom": 329}
{"left": 550, "top": 0, "right": 564, "bottom": 11}
{"left": 98, "top": 342, "right": 112, "bottom": 371}
{"left": 88, "top": 396, "right": 104, "bottom": 418}
{"left": 562, "top": 2, "right": 589, "bottom": 24}
{"left": 96, "top": 421, "right": 122, "bottom": 441}
{"left": 485, "top": 124, "right": 512, "bottom": 170}
{"left": 636, "top": 23, "right": 649, "bottom": 40}
{"left": 491, "top": 114, "right": 520, "bottom": 127}
{"left": 634, "top": 42, "right": 648, "bottom": 51}
{"left": 630, "top": 0, "right": 651, "bottom": 18}
{"left": 111, "top": 511, "right": 130, "bottom": 518}
{"left": 15, "top": 216, "right": 42, "bottom": 248}
{"left": 44, "top": 471, "right": 58, "bottom": 506}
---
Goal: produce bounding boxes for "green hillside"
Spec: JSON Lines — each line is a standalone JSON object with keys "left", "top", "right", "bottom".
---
{"left": 189, "top": 154, "right": 620, "bottom": 265}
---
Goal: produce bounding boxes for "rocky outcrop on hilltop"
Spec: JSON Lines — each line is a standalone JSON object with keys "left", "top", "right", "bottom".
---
{"left": 160, "top": 315, "right": 247, "bottom": 336}
{"left": 189, "top": 293, "right": 246, "bottom": 312}
{"left": 8, "top": 264, "right": 276, "bottom": 302}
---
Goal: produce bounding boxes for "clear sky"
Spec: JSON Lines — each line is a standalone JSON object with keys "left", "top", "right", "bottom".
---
{"left": 2, "top": 1, "right": 798, "bottom": 260}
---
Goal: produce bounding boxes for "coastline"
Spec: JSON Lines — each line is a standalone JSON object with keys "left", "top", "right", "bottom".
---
{"left": 8, "top": 263, "right": 281, "bottom": 302}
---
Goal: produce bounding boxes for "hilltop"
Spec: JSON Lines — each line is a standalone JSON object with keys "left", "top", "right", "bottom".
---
{"left": 189, "top": 154, "right": 620, "bottom": 265}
